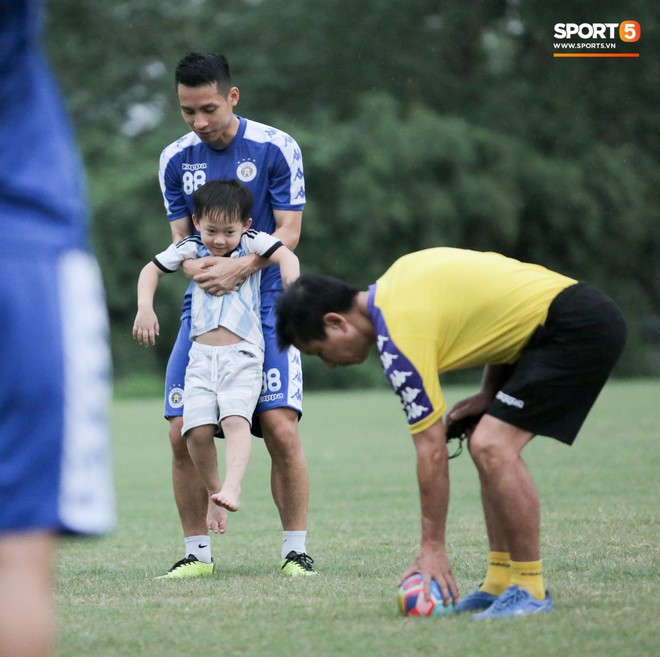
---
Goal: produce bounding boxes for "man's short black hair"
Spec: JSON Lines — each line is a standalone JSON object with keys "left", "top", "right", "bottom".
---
{"left": 175, "top": 52, "right": 232, "bottom": 92}
{"left": 276, "top": 275, "right": 360, "bottom": 349}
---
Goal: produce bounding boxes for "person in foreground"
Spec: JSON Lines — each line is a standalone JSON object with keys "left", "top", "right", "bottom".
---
{"left": 156, "top": 52, "right": 315, "bottom": 578}
{"left": 134, "top": 180, "right": 299, "bottom": 517}
{"left": 0, "top": 1, "right": 115, "bottom": 655}
{"left": 275, "top": 247, "right": 626, "bottom": 619}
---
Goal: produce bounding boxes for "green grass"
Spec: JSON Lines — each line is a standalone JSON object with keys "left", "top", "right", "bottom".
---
{"left": 56, "top": 380, "right": 660, "bottom": 657}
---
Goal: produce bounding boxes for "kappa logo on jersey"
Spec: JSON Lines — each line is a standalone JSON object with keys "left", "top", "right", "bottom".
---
{"left": 237, "top": 159, "right": 258, "bottom": 182}
{"left": 168, "top": 386, "right": 184, "bottom": 409}
{"left": 374, "top": 332, "right": 432, "bottom": 424}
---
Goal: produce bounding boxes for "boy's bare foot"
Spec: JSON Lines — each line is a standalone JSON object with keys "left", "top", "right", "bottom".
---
{"left": 206, "top": 501, "right": 228, "bottom": 533}
{"left": 211, "top": 486, "right": 240, "bottom": 512}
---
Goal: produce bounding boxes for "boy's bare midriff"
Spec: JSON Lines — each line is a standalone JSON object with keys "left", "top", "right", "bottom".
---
{"left": 194, "top": 325, "right": 243, "bottom": 346}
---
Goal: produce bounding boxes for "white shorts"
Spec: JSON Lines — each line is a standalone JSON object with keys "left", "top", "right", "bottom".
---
{"left": 182, "top": 341, "right": 264, "bottom": 435}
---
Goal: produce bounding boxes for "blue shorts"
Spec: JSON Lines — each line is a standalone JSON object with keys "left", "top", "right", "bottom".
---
{"left": 165, "top": 295, "right": 303, "bottom": 437}
{"left": 0, "top": 251, "right": 115, "bottom": 535}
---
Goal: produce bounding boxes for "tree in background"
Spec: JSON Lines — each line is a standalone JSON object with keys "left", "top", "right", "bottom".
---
{"left": 46, "top": 0, "right": 660, "bottom": 383}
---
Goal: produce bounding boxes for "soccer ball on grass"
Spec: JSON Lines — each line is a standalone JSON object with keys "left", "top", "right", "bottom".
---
{"left": 397, "top": 573, "right": 454, "bottom": 617}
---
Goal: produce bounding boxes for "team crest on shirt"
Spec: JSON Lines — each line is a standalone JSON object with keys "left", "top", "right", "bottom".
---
{"left": 168, "top": 386, "right": 184, "bottom": 409}
{"left": 237, "top": 159, "right": 258, "bottom": 182}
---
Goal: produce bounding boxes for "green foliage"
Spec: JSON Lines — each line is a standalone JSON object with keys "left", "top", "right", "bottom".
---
{"left": 45, "top": 0, "right": 660, "bottom": 381}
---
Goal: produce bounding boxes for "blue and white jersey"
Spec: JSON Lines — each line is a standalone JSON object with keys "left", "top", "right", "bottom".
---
{"left": 153, "top": 229, "right": 283, "bottom": 350}
{"left": 0, "top": 0, "right": 90, "bottom": 252}
{"left": 1, "top": 1, "right": 114, "bottom": 537}
{"left": 159, "top": 117, "right": 305, "bottom": 317}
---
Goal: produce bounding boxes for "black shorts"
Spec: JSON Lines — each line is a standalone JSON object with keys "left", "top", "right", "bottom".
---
{"left": 486, "top": 283, "right": 626, "bottom": 445}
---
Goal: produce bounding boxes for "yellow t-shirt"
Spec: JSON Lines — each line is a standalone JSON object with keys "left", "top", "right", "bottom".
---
{"left": 368, "top": 248, "right": 576, "bottom": 434}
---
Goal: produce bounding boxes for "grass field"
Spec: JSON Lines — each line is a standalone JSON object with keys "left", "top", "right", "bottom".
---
{"left": 56, "top": 380, "right": 659, "bottom": 657}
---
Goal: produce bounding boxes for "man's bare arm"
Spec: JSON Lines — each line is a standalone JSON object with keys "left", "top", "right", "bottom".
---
{"left": 399, "top": 420, "right": 458, "bottom": 606}
{"left": 447, "top": 363, "right": 511, "bottom": 422}
{"left": 170, "top": 216, "right": 195, "bottom": 243}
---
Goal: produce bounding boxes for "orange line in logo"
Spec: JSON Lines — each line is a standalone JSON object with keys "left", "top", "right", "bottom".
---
{"left": 553, "top": 53, "right": 639, "bottom": 58}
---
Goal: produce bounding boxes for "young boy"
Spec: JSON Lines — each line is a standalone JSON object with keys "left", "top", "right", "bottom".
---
{"left": 134, "top": 179, "right": 299, "bottom": 522}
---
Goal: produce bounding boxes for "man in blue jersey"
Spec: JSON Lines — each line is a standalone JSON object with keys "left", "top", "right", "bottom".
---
{"left": 0, "top": 1, "right": 115, "bottom": 654}
{"left": 156, "top": 52, "right": 315, "bottom": 578}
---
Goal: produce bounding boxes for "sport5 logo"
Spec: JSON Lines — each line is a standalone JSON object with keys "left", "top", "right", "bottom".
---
{"left": 553, "top": 21, "right": 641, "bottom": 42}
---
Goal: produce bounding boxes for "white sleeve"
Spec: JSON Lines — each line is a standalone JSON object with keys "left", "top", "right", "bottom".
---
{"left": 241, "top": 229, "right": 283, "bottom": 258}
{"left": 153, "top": 238, "right": 199, "bottom": 273}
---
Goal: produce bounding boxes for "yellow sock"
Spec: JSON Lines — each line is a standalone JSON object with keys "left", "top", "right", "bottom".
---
{"left": 479, "top": 551, "right": 511, "bottom": 596}
{"left": 510, "top": 560, "right": 545, "bottom": 600}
